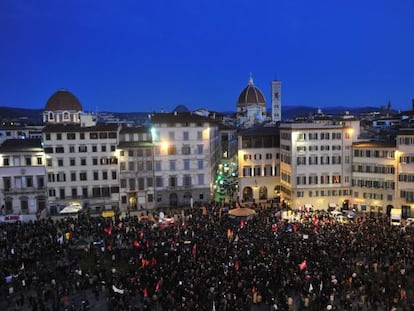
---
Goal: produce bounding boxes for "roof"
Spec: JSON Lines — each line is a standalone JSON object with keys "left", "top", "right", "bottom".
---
{"left": 352, "top": 140, "right": 396, "bottom": 148}
{"left": 43, "top": 123, "right": 119, "bottom": 133}
{"left": 238, "top": 126, "right": 279, "bottom": 136}
{"left": 0, "top": 139, "right": 43, "bottom": 153}
{"left": 149, "top": 112, "right": 219, "bottom": 125}
{"left": 119, "top": 126, "right": 148, "bottom": 134}
{"left": 237, "top": 75, "right": 265, "bottom": 107}
{"left": 44, "top": 89, "right": 83, "bottom": 111}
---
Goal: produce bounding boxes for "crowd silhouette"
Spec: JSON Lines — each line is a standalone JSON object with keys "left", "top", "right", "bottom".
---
{"left": 0, "top": 205, "right": 413, "bottom": 311}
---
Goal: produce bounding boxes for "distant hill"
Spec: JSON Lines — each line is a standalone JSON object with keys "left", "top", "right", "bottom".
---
{"left": 0, "top": 105, "right": 381, "bottom": 125}
{"left": 0, "top": 106, "right": 43, "bottom": 124}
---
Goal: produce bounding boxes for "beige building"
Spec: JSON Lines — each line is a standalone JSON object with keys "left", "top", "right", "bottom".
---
{"left": 237, "top": 126, "right": 281, "bottom": 204}
{"left": 351, "top": 141, "right": 397, "bottom": 213}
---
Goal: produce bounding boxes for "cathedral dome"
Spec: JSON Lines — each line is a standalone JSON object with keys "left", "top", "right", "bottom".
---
{"left": 237, "top": 75, "right": 266, "bottom": 108}
{"left": 44, "top": 89, "right": 83, "bottom": 111}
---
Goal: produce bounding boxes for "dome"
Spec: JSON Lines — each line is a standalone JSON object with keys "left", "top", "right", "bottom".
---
{"left": 237, "top": 75, "right": 265, "bottom": 107}
{"left": 44, "top": 89, "right": 83, "bottom": 111}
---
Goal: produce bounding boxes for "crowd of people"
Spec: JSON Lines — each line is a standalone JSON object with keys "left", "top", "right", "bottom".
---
{"left": 0, "top": 204, "right": 414, "bottom": 311}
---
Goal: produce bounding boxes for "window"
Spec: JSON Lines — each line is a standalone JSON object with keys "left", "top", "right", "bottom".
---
{"left": 243, "top": 154, "right": 252, "bottom": 161}
{"left": 90, "top": 132, "right": 98, "bottom": 139}
{"left": 45, "top": 133, "right": 51, "bottom": 140}
{"left": 111, "top": 145, "right": 116, "bottom": 152}
{"left": 264, "top": 165, "right": 273, "bottom": 176}
{"left": 183, "top": 159, "right": 190, "bottom": 170}
{"left": 58, "top": 159, "right": 64, "bottom": 167}
{"left": 55, "top": 147, "right": 64, "bottom": 153}
{"left": 168, "top": 131, "right": 175, "bottom": 140}
{"left": 156, "top": 176, "right": 163, "bottom": 187}
{"left": 80, "top": 172, "right": 87, "bottom": 181}
{"left": 112, "top": 171, "right": 117, "bottom": 180}
{"left": 169, "top": 176, "right": 177, "bottom": 187}
{"left": 67, "top": 133, "right": 76, "bottom": 140}
{"left": 183, "top": 175, "right": 191, "bottom": 186}
{"left": 59, "top": 188, "right": 65, "bottom": 199}
{"left": 80, "top": 133, "right": 85, "bottom": 140}
{"left": 147, "top": 177, "right": 153, "bottom": 187}
{"left": 71, "top": 188, "right": 78, "bottom": 198}
{"left": 182, "top": 145, "right": 191, "bottom": 155}
{"left": 71, "top": 172, "right": 76, "bottom": 181}
{"left": 82, "top": 187, "right": 88, "bottom": 198}
{"left": 167, "top": 145, "right": 177, "bottom": 155}
{"left": 81, "top": 158, "right": 87, "bottom": 166}
{"left": 183, "top": 131, "right": 189, "bottom": 140}
{"left": 197, "top": 145, "right": 203, "bottom": 154}
{"left": 198, "top": 174, "right": 204, "bottom": 185}
{"left": 170, "top": 160, "right": 176, "bottom": 171}
{"left": 37, "top": 157, "right": 43, "bottom": 165}
{"left": 243, "top": 166, "right": 252, "bottom": 177}
{"left": 197, "top": 131, "right": 202, "bottom": 140}
{"left": 129, "top": 161, "right": 135, "bottom": 171}
{"left": 138, "top": 178, "right": 145, "bottom": 190}
{"left": 103, "top": 171, "right": 108, "bottom": 180}
{"left": 254, "top": 166, "right": 261, "bottom": 176}
{"left": 198, "top": 160, "right": 203, "bottom": 170}
{"left": 3, "top": 158, "right": 9, "bottom": 166}
{"left": 79, "top": 145, "right": 87, "bottom": 153}
{"left": 155, "top": 161, "right": 162, "bottom": 171}
{"left": 101, "top": 145, "right": 107, "bottom": 152}
{"left": 56, "top": 133, "right": 62, "bottom": 140}
{"left": 92, "top": 158, "right": 98, "bottom": 165}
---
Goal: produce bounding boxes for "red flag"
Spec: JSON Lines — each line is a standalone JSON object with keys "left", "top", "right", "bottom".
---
{"left": 192, "top": 243, "right": 197, "bottom": 259}
{"left": 133, "top": 240, "right": 140, "bottom": 248}
{"left": 299, "top": 260, "right": 307, "bottom": 271}
{"left": 143, "top": 287, "right": 148, "bottom": 297}
{"left": 155, "top": 279, "right": 161, "bottom": 293}
{"left": 240, "top": 220, "right": 245, "bottom": 228}
{"left": 104, "top": 226, "right": 112, "bottom": 236}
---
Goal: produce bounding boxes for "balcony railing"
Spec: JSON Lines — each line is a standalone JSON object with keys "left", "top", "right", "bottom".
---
{"left": 3, "top": 187, "right": 47, "bottom": 195}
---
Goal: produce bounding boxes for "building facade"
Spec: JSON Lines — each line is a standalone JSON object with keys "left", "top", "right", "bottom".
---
{"left": 150, "top": 112, "right": 221, "bottom": 208}
{"left": 0, "top": 139, "right": 47, "bottom": 216}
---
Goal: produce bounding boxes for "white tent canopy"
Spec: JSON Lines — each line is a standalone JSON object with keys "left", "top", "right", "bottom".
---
{"left": 59, "top": 204, "right": 82, "bottom": 214}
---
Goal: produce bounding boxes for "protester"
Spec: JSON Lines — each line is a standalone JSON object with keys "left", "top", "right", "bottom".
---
{"left": 0, "top": 206, "right": 413, "bottom": 310}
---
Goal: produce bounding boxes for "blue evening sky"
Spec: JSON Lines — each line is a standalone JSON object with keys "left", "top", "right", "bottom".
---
{"left": 0, "top": 0, "right": 413, "bottom": 113}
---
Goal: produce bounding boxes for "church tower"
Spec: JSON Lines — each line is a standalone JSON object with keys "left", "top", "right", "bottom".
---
{"left": 271, "top": 80, "right": 281, "bottom": 122}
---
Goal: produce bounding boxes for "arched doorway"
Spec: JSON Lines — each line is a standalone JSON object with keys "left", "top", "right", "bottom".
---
{"left": 129, "top": 195, "right": 137, "bottom": 210}
{"left": 259, "top": 186, "right": 268, "bottom": 200}
{"left": 242, "top": 187, "right": 253, "bottom": 202}
{"left": 169, "top": 193, "right": 178, "bottom": 208}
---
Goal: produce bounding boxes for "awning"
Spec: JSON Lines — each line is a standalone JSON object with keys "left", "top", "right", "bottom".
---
{"left": 59, "top": 204, "right": 82, "bottom": 214}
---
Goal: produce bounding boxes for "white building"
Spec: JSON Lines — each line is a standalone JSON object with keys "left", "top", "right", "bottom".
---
{"left": 118, "top": 126, "right": 155, "bottom": 211}
{"left": 149, "top": 112, "right": 221, "bottom": 208}
{"left": 42, "top": 90, "right": 120, "bottom": 214}
{"left": 279, "top": 120, "right": 359, "bottom": 210}
{"left": 0, "top": 139, "right": 47, "bottom": 216}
